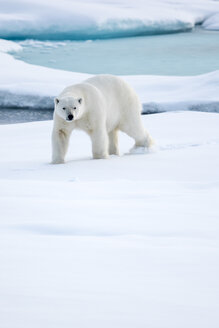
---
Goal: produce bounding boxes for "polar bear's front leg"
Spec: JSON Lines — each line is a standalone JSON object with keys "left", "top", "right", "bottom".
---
{"left": 51, "top": 128, "right": 71, "bottom": 164}
{"left": 91, "top": 129, "right": 109, "bottom": 159}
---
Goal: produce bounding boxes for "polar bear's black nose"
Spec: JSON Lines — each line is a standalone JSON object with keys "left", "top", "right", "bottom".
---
{"left": 68, "top": 114, "right": 74, "bottom": 121}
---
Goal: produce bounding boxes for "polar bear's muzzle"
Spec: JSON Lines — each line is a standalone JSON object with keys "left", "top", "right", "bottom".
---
{"left": 67, "top": 114, "right": 74, "bottom": 121}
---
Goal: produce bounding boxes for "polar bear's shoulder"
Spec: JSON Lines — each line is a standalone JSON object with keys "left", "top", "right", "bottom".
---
{"left": 59, "top": 83, "right": 98, "bottom": 101}
{"left": 59, "top": 75, "right": 126, "bottom": 98}
{"left": 84, "top": 74, "right": 124, "bottom": 88}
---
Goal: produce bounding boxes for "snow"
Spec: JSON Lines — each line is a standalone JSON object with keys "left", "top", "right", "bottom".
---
{"left": 0, "top": 111, "right": 219, "bottom": 327}
{"left": 0, "top": 39, "right": 219, "bottom": 112}
{"left": 0, "top": 39, "right": 22, "bottom": 53}
{"left": 0, "top": 0, "right": 219, "bottom": 40}
{"left": 202, "top": 13, "right": 219, "bottom": 30}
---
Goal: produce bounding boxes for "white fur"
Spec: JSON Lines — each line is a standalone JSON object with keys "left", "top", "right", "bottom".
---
{"left": 51, "top": 75, "right": 154, "bottom": 164}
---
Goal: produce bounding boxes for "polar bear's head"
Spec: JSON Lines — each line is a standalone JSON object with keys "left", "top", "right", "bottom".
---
{"left": 54, "top": 96, "right": 83, "bottom": 122}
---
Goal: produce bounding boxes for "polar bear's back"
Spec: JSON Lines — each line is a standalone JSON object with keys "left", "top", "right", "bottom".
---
{"left": 84, "top": 75, "right": 142, "bottom": 114}
{"left": 84, "top": 75, "right": 142, "bottom": 132}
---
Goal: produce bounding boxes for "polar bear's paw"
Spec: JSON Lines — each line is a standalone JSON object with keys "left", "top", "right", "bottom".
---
{"left": 129, "top": 145, "right": 156, "bottom": 155}
{"left": 129, "top": 146, "right": 148, "bottom": 155}
{"left": 51, "top": 159, "right": 65, "bottom": 164}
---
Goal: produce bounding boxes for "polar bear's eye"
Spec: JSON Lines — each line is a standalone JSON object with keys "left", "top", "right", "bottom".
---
{"left": 73, "top": 107, "right": 76, "bottom": 110}
{"left": 62, "top": 107, "right": 66, "bottom": 110}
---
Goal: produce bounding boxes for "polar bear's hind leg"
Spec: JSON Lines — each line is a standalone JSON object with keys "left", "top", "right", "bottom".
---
{"left": 120, "top": 114, "right": 154, "bottom": 153}
{"left": 108, "top": 129, "right": 119, "bottom": 155}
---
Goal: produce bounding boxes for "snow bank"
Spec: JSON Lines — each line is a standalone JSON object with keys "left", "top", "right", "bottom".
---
{"left": 125, "top": 71, "right": 219, "bottom": 113}
{"left": 0, "top": 112, "right": 219, "bottom": 328}
{"left": 0, "top": 42, "right": 219, "bottom": 112}
{"left": 202, "top": 13, "right": 219, "bottom": 30}
{"left": 0, "top": 0, "right": 219, "bottom": 40}
{"left": 0, "top": 39, "right": 22, "bottom": 52}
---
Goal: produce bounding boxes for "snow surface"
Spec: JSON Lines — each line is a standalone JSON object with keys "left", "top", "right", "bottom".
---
{"left": 0, "top": 0, "right": 219, "bottom": 40}
{"left": 0, "top": 111, "right": 219, "bottom": 328}
{"left": 0, "top": 39, "right": 22, "bottom": 53}
{"left": 202, "top": 13, "right": 219, "bottom": 30}
{"left": 0, "top": 39, "right": 219, "bottom": 112}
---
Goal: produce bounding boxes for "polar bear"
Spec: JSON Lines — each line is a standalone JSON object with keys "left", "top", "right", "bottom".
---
{"left": 51, "top": 75, "right": 153, "bottom": 164}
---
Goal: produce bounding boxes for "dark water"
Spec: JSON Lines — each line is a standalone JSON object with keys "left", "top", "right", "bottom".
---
{"left": 1, "top": 104, "right": 218, "bottom": 125}
{"left": 0, "top": 108, "right": 53, "bottom": 124}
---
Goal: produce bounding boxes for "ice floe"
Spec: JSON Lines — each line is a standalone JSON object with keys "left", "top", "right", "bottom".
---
{"left": 0, "top": 0, "right": 219, "bottom": 40}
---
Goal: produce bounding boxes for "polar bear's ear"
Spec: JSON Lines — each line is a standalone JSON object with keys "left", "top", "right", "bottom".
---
{"left": 78, "top": 98, "right": 82, "bottom": 104}
{"left": 54, "top": 97, "right": 59, "bottom": 105}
